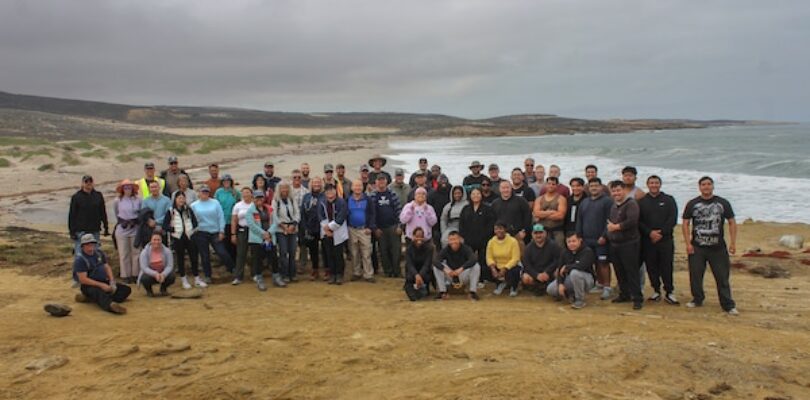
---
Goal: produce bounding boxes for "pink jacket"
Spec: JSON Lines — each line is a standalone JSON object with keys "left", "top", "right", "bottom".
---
{"left": 399, "top": 201, "right": 438, "bottom": 239}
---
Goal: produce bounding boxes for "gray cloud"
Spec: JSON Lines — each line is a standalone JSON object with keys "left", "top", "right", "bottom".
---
{"left": 1, "top": 0, "right": 808, "bottom": 120}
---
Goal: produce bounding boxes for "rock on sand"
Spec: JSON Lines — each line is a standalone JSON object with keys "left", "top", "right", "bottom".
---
{"left": 778, "top": 235, "right": 804, "bottom": 249}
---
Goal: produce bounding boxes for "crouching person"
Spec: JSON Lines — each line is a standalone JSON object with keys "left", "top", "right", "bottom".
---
{"left": 547, "top": 233, "right": 595, "bottom": 309}
{"left": 138, "top": 232, "right": 175, "bottom": 297}
{"left": 487, "top": 221, "right": 522, "bottom": 297}
{"left": 521, "top": 224, "right": 562, "bottom": 295}
{"left": 404, "top": 227, "right": 434, "bottom": 301}
{"left": 433, "top": 231, "right": 481, "bottom": 301}
{"left": 73, "top": 233, "right": 130, "bottom": 314}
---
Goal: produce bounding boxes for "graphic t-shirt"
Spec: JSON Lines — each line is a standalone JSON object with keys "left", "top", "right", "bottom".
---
{"left": 682, "top": 196, "right": 735, "bottom": 247}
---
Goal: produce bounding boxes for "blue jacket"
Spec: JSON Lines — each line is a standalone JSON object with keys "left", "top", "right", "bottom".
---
{"left": 301, "top": 191, "right": 325, "bottom": 235}
{"left": 576, "top": 193, "right": 613, "bottom": 242}
{"left": 372, "top": 189, "right": 401, "bottom": 229}
{"left": 347, "top": 193, "right": 377, "bottom": 230}
{"left": 246, "top": 203, "right": 277, "bottom": 245}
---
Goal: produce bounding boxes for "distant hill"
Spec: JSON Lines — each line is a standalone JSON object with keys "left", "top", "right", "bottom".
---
{"left": 0, "top": 90, "right": 758, "bottom": 139}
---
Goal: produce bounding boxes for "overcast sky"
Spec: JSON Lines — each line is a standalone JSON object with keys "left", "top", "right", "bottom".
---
{"left": 1, "top": 0, "right": 808, "bottom": 121}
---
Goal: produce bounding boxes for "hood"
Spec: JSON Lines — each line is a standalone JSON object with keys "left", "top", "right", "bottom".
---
{"left": 448, "top": 185, "right": 468, "bottom": 204}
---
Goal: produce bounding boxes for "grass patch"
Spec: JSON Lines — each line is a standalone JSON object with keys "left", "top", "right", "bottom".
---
{"left": 71, "top": 141, "right": 94, "bottom": 150}
{"left": 38, "top": 163, "right": 54, "bottom": 171}
{"left": 0, "top": 158, "right": 10, "bottom": 167}
{"left": 62, "top": 152, "right": 81, "bottom": 166}
{"left": 80, "top": 149, "right": 109, "bottom": 159}
{"left": 20, "top": 148, "right": 53, "bottom": 162}
{"left": 116, "top": 150, "right": 155, "bottom": 162}
{"left": 0, "top": 227, "right": 81, "bottom": 277}
{"left": 162, "top": 140, "right": 191, "bottom": 156}
{"left": 0, "top": 137, "right": 50, "bottom": 146}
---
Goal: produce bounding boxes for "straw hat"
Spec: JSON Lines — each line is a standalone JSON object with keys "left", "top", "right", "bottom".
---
{"left": 115, "top": 179, "right": 139, "bottom": 196}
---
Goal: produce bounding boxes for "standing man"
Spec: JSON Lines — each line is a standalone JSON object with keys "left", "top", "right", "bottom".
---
{"left": 606, "top": 181, "right": 643, "bottom": 310}
{"left": 300, "top": 162, "right": 312, "bottom": 188}
{"left": 368, "top": 154, "right": 392, "bottom": 185}
{"left": 463, "top": 161, "right": 487, "bottom": 193}
{"left": 576, "top": 177, "right": 614, "bottom": 300}
{"left": 301, "top": 177, "right": 325, "bottom": 280}
{"left": 511, "top": 167, "right": 536, "bottom": 207}
{"left": 622, "top": 166, "right": 646, "bottom": 201}
{"left": 68, "top": 175, "right": 109, "bottom": 255}
{"left": 359, "top": 164, "right": 372, "bottom": 193}
{"left": 564, "top": 178, "right": 586, "bottom": 237}
{"left": 336, "top": 163, "right": 353, "bottom": 198}
{"left": 585, "top": 165, "right": 611, "bottom": 195}
{"left": 533, "top": 177, "right": 568, "bottom": 245}
{"left": 204, "top": 163, "right": 222, "bottom": 194}
{"left": 480, "top": 177, "right": 498, "bottom": 206}
{"left": 529, "top": 164, "right": 546, "bottom": 196}
{"left": 141, "top": 181, "right": 172, "bottom": 229}
{"left": 524, "top": 158, "right": 536, "bottom": 184}
{"left": 389, "top": 168, "right": 411, "bottom": 204}
{"left": 540, "top": 165, "right": 570, "bottom": 197}
{"left": 487, "top": 163, "right": 504, "bottom": 192}
{"left": 373, "top": 176, "right": 403, "bottom": 278}
{"left": 639, "top": 175, "right": 679, "bottom": 304}
{"left": 347, "top": 180, "right": 376, "bottom": 282}
{"left": 255, "top": 161, "right": 282, "bottom": 192}
{"left": 682, "top": 176, "right": 739, "bottom": 315}
{"left": 323, "top": 164, "right": 344, "bottom": 199}
{"left": 319, "top": 184, "right": 348, "bottom": 285}
{"left": 407, "top": 170, "right": 432, "bottom": 202}
{"left": 491, "top": 181, "right": 532, "bottom": 250}
{"left": 409, "top": 157, "right": 430, "bottom": 187}
{"left": 137, "top": 162, "right": 166, "bottom": 199}
{"left": 160, "top": 156, "right": 191, "bottom": 196}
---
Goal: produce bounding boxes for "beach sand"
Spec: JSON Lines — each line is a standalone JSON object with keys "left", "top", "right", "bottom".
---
{"left": 0, "top": 138, "right": 809, "bottom": 399}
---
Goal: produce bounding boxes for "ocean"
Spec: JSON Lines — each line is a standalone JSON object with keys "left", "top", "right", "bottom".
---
{"left": 385, "top": 123, "right": 810, "bottom": 223}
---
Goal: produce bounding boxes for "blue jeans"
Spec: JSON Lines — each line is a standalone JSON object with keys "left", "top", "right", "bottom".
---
{"left": 277, "top": 233, "right": 298, "bottom": 279}
{"left": 193, "top": 231, "right": 235, "bottom": 278}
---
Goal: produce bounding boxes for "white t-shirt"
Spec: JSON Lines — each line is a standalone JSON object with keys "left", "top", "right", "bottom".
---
{"left": 232, "top": 201, "right": 253, "bottom": 227}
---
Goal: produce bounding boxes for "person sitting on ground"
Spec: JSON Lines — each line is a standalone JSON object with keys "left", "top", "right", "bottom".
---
{"left": 547, "top": 233, "right": 596, "bottom": 309}
{"left": 433, "top": 231, "right": 481, "bottom": 301}
{"left": 73, "top": 234, "right": 130, "bottom": 314}
{"left": 138, "top": 232, "right": 175, "bottom": 297}
{"left": 404, "top": 227, "right": 434, "bottom": 301}
{"left": 487, "top": 221, "right": 522, "bottom": 297}
{"left": 521, "top": 224, "right": 562, "bottom": 295}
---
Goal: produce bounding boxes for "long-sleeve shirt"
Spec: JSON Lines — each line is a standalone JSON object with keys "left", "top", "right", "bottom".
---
{"left": 437, "top": 244, "right": 478, "bottom": 270}
{"left": 522, "top": 239, "right": 562, "bottom": 277}
{"left": 113, "top": 196, "right": 141, "bottom": 236}
{"left": 559, "top": 245, "right": 595, "bottom": 275}
{"left": 347, "top": 193, "right": 376, "bottom": 230}
{"left": 273, "top": 196, "right": 301, "bottom": 231}
{"left": 405, "top": 242, "right": 435, "bottom": 280}
{"left": 138, "top": 243, "right": 174, "bottom": 278}
{"left": 638, "top": 192, "right": 678, "bottom": 240}
{"left": 399, "top": 201, "right": 438, "bottom": 239}
{"left": 458, "top": 203, "right": 496, "bottom": 250}
{"left": 141, "top": 194, "right": 172, "bottom": 225}
{"left": 68, "top": 189, "right": 108, "bottom": 235}
{"left": 318, "top": 197, "right": 348, "bottom": 234}
{"left": 606, "top": 198, "right": 640, "bottom": 246}
{"left": 191, "top": 199, "right": 225, "bottom": 234}
{"left": 490, "top": 195, "right": 532, "bottom": 236}
{"left": 372, "top": 189, "right": 401, "bottom": 229}
{"left": 301, "top": 191, "right": 324, "bottom": 235}
{"left": 214, "top": 188, "right": 240, "bottom": 225}
{"left": 388, "top": 182, "right": 411, "bottom": 206}
{"left": 576, "top": 194, "right": 613, "bottom": 242}
{"left": 486, "top": 235, "right": 521, "bottom": 270}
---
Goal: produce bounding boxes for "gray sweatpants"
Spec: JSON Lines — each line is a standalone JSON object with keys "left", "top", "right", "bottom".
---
{"left": 546, "top": 269, "right": 594, "bottom": 302}
{"left": 433, "top": 263, "right": 481, "bottom": 293}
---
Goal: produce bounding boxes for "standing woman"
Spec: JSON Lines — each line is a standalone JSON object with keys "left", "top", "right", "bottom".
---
{"left": 113, "top": 179, "right": 141, "bottom": 284}
{"left": 215, "top": 174, "right": 240, "bottom": 260}
{"left": 440, "top": 185, "right": 467, "bottom": 247}
{"left": 171, "top": 174, "right": 197, "bottom": 203}
{"left": 230, "top": 187, "right": 254, "bottom": 285}
{"left": 162, "top": 192, "right": 203, "bottom": 289}
{"left": 252, "top": 175, "right": 272, "bottom": 200}
{"left": 459, "top": 188, "right": 496, "bottom": 284}
{"left": 273, "top": 182, "right": 301, "bottom": 283}
{"left": 246, "top": 190, "right": 278, "bottom": 291}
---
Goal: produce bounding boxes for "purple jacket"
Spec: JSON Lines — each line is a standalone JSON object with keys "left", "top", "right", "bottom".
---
{"left": 399, "top": 201, "right": 438, "bottom": 240}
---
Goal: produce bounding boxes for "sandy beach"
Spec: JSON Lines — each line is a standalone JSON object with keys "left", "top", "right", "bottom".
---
{"left": 0, "top": 133, "right": 809, "bottom": 400}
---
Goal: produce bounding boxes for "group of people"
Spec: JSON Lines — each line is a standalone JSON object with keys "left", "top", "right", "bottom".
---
{"left": 68, "top": 154, "right": 739, "bottom": 316}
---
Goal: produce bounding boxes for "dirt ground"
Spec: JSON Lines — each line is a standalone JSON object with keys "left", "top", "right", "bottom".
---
{"left": 0, "top": 223, "right": 808, "bottom": 400}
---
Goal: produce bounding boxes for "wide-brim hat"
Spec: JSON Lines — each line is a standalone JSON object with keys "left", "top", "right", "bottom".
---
{"left": 469, "top": 160, "right": 483, "bottom": 170}
{"left": 115, "top": 179, "right": 139, "bottom": 196}
{"left": 80, "top": 233, "right": 98, "bottom": 245}
{"left": 368, "top": 154, "right": 387, "bottom": 167}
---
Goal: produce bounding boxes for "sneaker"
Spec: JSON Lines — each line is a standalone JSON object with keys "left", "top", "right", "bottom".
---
{"left": 194, "top": 276, "right": 209, "bottom": 288}
{"left": 571, "top": 301, "right": 586, "bottom": 309}
{"left": 231, "top": 278, "right": 242, "bottom": 286}
{"left": 74, "top": 293, "right": 90, "bottom": 303}
{"left": 282, "top": 277, "right": 291, "bottom": 283}
{"left": 509, "top": 288, "right": 518, "bottom": 297}
{"left": 633, "top": 301, "right": 643, "bottom": 310}
{"left": 589, "top": 284, "right": 604, "bottom": 294}
{"left": 290, "top": 276, "right": 299, "bottom": 283}
{"left": 272, "top": 274, "right": 287, "bottom": 288}
{"left": 726, "top": 308, "right": 740, "bottom": 316}
{"left": 686, "top": 301, "right": 702, "bottom": 308}
{"left": 600, "top": 286, "right": 613, "bottom": 300}
{"left": 469, "top": 292, "right": 480, "bottom": 301}
{"left": 181, "top": 276, "right": 192, "bottom": 290}
{"left": 493, "top": 282, "right": 507, "bottom": 296}
{"left": 477, "top": 282, "right": 485, "bottom": 290}
{"left": 648, "top": 292, "right": 661, "bottom": 302}
{"left": 255, "top": 275, "right": 267, "bottom": 291}
{"left": 664, "top": 293, "right": 680, "bottom": 305}
{"left": 71, "top": 280, "right": 80, "bottom": 289}
{"left": 109, "top": 303, "right": 127, "bottom": 315}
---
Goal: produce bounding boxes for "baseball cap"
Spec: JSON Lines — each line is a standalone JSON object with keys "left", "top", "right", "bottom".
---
{"left": 80, "top": 233, "right": 98, "bottom": 245}
{"left": 323, "top": 163, "right": 334, "bottom": 172}
{"left": 264, "top": 161, "right": 274, "bottom": 167}
{"left": 144, "top": 162, "right": 155, "bottom": 169}
{"left": 199, "top": 185, "right": 211, "bottom": 193}
{"left": 360, "top": 164, "right": 370, "bottom": 172}
{"left": 488, "top": 163, "right": 499, "bottom": 171}
{"left": 81, "top": 175, "right": 93, "bottom": 183}
{"left": 395, "top": 168, "right": 405, "bottom": 176}
{"left": 532, "top": 224, "right": 546, "bottom": 233}
{"left": 168, "top": 156, "right": 178, "bottom": 163}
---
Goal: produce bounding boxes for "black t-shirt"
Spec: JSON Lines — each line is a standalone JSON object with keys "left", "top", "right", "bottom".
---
{"left": 682, "top": 196, "right": 735, "bottom": 248}
{"left": 512, "top": 184, "right": 536, "bottom": 203}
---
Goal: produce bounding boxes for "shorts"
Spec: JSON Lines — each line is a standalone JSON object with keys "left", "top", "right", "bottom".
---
{"left": 584, "top": 239, "right": 610, "bottom": 262}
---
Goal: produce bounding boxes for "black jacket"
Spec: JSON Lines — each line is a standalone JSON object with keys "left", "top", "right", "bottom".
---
{"left": 428, "top": 184, "right": 451, "bottom": 223}
{"left": 522, "top": 239, "right": 562, "bottom": 278}
{"left": 405, "top": 242, "right": 435, "bottom": 281}
{"left": 558, "top": 245, "right": 595, "bottom": 278}
{"left": 436, "top": 244, "right": 477, "bottom": 270}
{"left": 458, "top": 203, "right": 496, "bottom": 250}
{"left": 68, "top": 189, "right": 108, "bottom": 236}
{"left": 491, "top": 195, "right": 532, "bottom": 236}
{"left": 564, "top": 194, "right": 585, "bottom": 234}
{"left": 638, "top": 192, "right": 678, "bottom": 240}
{"left": 606, "top": 198, "right": 640, "bottom": 246}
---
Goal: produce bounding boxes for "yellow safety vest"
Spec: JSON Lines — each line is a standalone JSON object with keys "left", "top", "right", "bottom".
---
{"left": 137, "top": 177, "right": 166, "bottom": 199}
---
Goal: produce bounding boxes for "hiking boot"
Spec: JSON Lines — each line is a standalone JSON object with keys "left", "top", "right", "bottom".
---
{"left": 109, "top": 303, "right": 127, "bottom": 315}
{"left": 493, "top": 282, "right": 507, "bottom": 296}
{"left": 600, "top": 286, "right": 613, "bottom": 300}
{"left": 664, "top": 293, "right": 680, "bottom": 305}
{"left": 686, "top": 301, "right": 702, "bottom": 308}
{"left": 571, "top": 301, "right": 586, "bottom": 309}
{"left": 74, "top": 293, "right": 90, "bottom": 303}
{"left": 181, "top": 276, "right": 192, "bottom": 290}
{"left": 648, "top": 292, "right": 661, "bottom": 302}
{"left": 726, "top": 308, "right": 740, "bottom": 316}
{"left": 272, "top": 273, "right": 287, "bottom": 288}
{"left": 255, "top": 275, "right": 267, "bottom": 291}
{"left": 195, "top": 276, "right": 209, "bottom": 288}
{"left": 469, "top": 292, "right": 480, "bottom": 301}
{"left": 509, "top": 288, "right": 518, "bottom": 297}
{"left": 44, "top": 304, "right": 72, "bottom": 317}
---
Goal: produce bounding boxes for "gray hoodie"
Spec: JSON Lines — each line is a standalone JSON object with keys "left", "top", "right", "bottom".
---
{"left": 440, "top": 185, "right": 468, "bottom": 246}
{"left": 138, "top": 243, "right": 174, "bottom": 284}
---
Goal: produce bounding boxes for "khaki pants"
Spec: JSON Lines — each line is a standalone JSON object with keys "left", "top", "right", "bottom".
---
{"left": 115, "top": 232, "right": 139, "bottom": 279}
{"left": 348, "top": 227, "right": 373, "bottom": 279}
